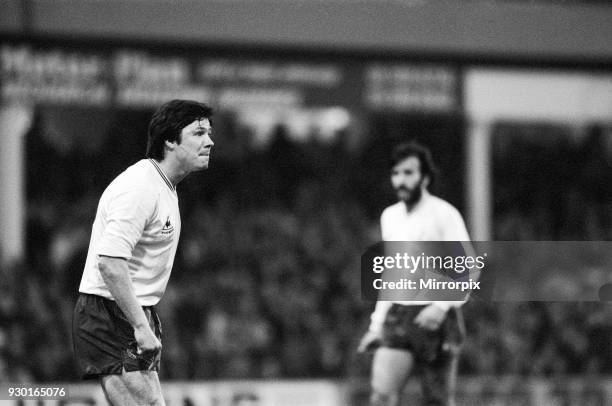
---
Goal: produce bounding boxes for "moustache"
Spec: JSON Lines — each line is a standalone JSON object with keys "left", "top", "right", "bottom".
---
{"left": 395, "top": 185, "right": 412, "bottom": 193}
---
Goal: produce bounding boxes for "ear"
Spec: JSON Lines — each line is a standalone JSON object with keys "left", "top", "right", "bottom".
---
{"left": 164, "top": 140, "right": 177, "bottom": 151}
{"left": 421, "top": 176, "right": 430, "bottom": 189}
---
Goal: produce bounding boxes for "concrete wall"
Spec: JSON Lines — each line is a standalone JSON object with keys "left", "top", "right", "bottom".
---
{"left": 1, "top": 0, "right": 612, "bottom": 61}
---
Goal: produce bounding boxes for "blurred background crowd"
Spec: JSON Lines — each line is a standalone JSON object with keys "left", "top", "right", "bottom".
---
{"left": 1, "top": 4, "right": 612, "bottom": 406}
{"left": 1, "top": 109, "right": 611, "bottom": 383}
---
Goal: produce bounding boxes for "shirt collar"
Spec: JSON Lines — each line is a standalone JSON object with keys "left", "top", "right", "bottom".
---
{"left": 148, "top": 159, "right": 175, "bottom": 191}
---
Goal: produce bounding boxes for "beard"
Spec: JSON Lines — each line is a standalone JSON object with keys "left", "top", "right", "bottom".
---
{"left": 396, "top": 180, "right": 423, "bottom": 206}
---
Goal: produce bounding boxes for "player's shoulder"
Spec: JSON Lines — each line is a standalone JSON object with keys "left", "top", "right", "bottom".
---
{"left": 427, "top": 194, "right": 463, "bottom": 219}
{"left": 381, "top": 201, "right": 404, "bottom": 221}
{"left": 105, "top": 160, "right": 159, "bottom": 196}
{"left": 121, "top": 159, "right": 155, "bottom": 179}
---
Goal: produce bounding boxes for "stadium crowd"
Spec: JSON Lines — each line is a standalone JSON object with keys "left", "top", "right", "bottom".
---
{"left": 0, "top": 111, "right": 611, "bottom": 383}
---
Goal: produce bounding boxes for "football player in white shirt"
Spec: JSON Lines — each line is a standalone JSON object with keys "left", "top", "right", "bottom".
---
{"left": 73, "top": 100, "right": 214, "bottom": 406}
{"left": 358, "top": 142, "right": 470, "bottom": 406}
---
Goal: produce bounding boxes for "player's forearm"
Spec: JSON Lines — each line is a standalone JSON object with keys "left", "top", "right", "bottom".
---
{"left": 369, "top": 301, "right": 393, "bottom": 332}
{"left": 98, "top": 256, "right": 149, "bottom": 330}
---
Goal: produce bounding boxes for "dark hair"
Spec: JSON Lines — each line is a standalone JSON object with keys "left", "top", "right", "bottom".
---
{"left": 390, "top": 142, "right": 437, "bottom": 186}
{"left": 146, "top": 100, "right": 213, "bottom": 160}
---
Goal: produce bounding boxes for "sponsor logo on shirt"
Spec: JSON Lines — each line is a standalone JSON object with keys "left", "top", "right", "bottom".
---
{"left": 161, "top": 216, "right": 174, "bottom": 235}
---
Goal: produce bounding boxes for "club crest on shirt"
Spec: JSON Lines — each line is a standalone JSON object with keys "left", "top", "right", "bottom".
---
{"left": 161, "top": 216, "right": 174, "bottom": 235}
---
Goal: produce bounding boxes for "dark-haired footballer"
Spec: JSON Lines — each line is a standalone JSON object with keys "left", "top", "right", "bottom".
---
{"left": 73, "top": 100, "right": 214, "bottom": 406}
{"left": 358, "top": 142, "right": 469, "bottom": 406}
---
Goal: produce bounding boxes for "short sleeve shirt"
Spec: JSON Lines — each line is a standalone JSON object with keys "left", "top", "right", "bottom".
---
{"left": 78, "top": 159, "right": 181, "bottom": 306}
{"left": 369, "top": 191, "right": 470, "bottom": 331}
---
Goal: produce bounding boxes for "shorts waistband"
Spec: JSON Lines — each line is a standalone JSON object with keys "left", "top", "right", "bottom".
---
{"left": 79, "top": 293, "right": 155, "bottom": 311}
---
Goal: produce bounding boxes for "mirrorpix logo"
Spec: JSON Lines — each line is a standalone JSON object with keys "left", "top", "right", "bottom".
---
{"left": 161, "top": 216, "right": 174, "bottom": 235}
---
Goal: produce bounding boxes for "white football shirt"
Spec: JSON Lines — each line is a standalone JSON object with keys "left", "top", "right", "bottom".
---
{"left": 369, "top": 190, "right": 470, "bottom": 332}
{"left": 79, "top": 159, "right": 181, "bottom": 306}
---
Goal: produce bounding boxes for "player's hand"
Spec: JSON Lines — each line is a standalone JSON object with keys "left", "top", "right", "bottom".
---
{"left": 134, "top": 325, "right": 162, "bottom": 356}
{"left": 357, "top": 330, "right": 383, "bottom": 353}
{"left": 414, "top": 304, "right": 447, "bottom": 331}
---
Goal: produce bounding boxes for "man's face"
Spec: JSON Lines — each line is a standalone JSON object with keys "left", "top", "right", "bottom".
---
{"left": 176, "top": 118, "right": 214, "bottom": 171}
{"left": 391, "top": 156, "right": 425, "bottom": 205}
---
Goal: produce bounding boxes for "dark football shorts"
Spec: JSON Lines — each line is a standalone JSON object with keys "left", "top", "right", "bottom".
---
{"left": 380, "top": 304, "right": 466, "bottom": 405}
{"left": 72, "top": 293, "right": 162, "bottom": 380}
{"left": 381, "top": 304, "right": 465, "bottom": 364}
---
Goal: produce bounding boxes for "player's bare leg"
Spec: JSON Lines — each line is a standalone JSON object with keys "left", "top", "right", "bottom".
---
{"left": 420, "top": 348, "right": 459, "bottom": 406}
{"left": 101, "top": 368, "right": 165, "bottom": 406}
{"left": 446, "top": 352, "right": 459, "bottom": 406}
{"left": 371, "top": 347, "right": 415, "bottom": 406}
{"left": 100, "top": 375, "right": 133, "bottom": 406}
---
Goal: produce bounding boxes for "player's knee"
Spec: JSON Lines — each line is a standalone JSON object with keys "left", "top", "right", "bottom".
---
{"left": 113, "top": 374, "right": 164, "bottom": 406}
{"left": 132, "top": 385, "right": 164, "bottom": 406}
{"left": 148, "top": 398, "right": 165, "bottom": 406}
{"left": 370, "top": 390, "right": 400, "bottom": 406}
{"left": 132, "top": 391, "right": 163, "bottom": 406}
